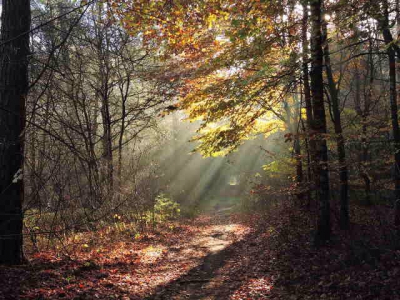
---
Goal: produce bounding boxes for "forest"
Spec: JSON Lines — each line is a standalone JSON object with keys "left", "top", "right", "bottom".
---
{"left": 1, "top": 0, "right": 400, "bottom": 299}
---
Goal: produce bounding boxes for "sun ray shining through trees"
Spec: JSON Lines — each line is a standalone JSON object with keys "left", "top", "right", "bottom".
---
{"left": 1, "top": 0, "right": 400, "bottom": 299}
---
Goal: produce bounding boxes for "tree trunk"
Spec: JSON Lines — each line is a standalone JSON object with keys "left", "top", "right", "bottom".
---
{"left": 284, "top": 96, "right": 304, "bottom": 202}
{"left": 117, "top": 75, "right": 130, "bottom": 198}
{"left": 0, "top": 0, "right": 31, "bottom": 265}
{"left": 396, "top": 0, "right": 400, "bottom": 226}
{"left": 388, "top": 47, "right": 400, "bottom": 225}
{"left": 101, "top": 92, "right": 114, "bottom": 193}
{"left": 310, "top": 0, "right": 331, "bottom": 244}
{"left": 381, "top": 1, "right": 400, "bottom": 226}
{"left": 351, "top": 27, "right": 373, "bottom": 206}
{"left": 96, "top": 4, "right": 114, "bottom": 196}
{"left": 302, "top": 1, "right": 316, "bottom": 207}
{"left": 322, "top": 18, "right": 349, "bottom": 229}
{"left": 359, "top": 79, "right": 372, "bottom": 206}
{"left": 294, "top": 133, "right": 304, "bottom": 200}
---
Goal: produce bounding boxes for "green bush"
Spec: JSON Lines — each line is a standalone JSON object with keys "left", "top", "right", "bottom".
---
{"left": 154, "top": 194, "right": 180, "bottom": 222}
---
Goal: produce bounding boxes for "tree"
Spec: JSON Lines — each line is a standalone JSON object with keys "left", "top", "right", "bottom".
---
{"left": 322, "top": 10, "right": 349, "bottom": 229}
{"left": 376, "top": 0, "right": 400, "bottom": 226}
{"left": 301, "top": 1, "right": 315, "bottom": 207}
{"left": 310, "top": 0, "right": 331, "bottom": 244}
{"left": 111, "top": 0, "right": 400, "bottom": 243}
{"left": 0, "top": 0, "right": 31, "bottom": 264}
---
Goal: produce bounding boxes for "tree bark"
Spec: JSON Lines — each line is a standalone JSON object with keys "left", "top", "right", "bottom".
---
{"left": 0, "top": 0, "right": 31, "bottom": 264}
{"left": 302, "top": 2, "right": 313, "bottom": 127}
{"left": 95, "top": 3, "right": 114, "bottom": 196}
{"left": 294, "top": 133, "right": 304, "bottom": 200}
{"left": 322, "top": 18, "right": 349, "bottom": 229}
{"left": 380, "top": 0, "right": 400, "bottom": 226}
{"left": 284, "top": 96, "right": 304, "bottom": 202}
{"left": 302, "top": 1, "right": 316, "bottom": 207}
{"left": 310, "top": 0, "right": 331, "bottom": 244}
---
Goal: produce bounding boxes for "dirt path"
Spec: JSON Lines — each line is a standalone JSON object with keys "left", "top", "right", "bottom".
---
{"left": 146, "top": 212, "right": 249, "bottom": 300}
{"left": 9, "top": 208, "right": 400, "bottom": 300}
{"left": 5, "top": 211, "right": 263, "bottom": 300}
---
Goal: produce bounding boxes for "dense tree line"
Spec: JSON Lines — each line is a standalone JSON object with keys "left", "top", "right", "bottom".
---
{"left": 2, "top": 0, "right": 400, "bottom": 264}
{"left": 112, "top": 0, "right": 400, "bottom": 243}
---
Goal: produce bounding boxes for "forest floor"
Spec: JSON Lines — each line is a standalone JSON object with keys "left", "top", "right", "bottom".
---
{"left": 1, "top": 203, "right": 400, "bottom": 299}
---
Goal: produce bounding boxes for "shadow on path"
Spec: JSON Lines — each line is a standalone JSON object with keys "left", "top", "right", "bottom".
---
{"left": 144, "top": 230, "right": 253, "bottom": 300}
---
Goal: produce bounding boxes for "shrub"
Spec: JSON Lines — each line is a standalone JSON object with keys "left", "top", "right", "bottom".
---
{"left": 154, "top": 194, "right": 180, "bottom": 222}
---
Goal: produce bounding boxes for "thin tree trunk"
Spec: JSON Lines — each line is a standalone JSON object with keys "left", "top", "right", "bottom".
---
{"left": 359, "top": 78, "right": 372, "bottom": 205}
{"left": 301, "top": 118, "right": 312, "bottom": 207}
{"left": 289, "top": 91, "right": 304, "bottom": 202}
{"left": 0, "top": 0, "right": 31, "bottom": 265}
{"left": 302, "top": 3, "right": 313, "bottom": 125}
{"left": 302, "top": 1, "right": 316, "bottom": 207}
{"left": 284, "top": 98, "right": 304, "bottom": 202}
{"left": 96, "top": 4, "right": 114, "bottom": 195}
{"left": 117, "top": 76, "right": 130, "bottom": 197}
{"left": 322, "top": 18, "right": 349, "bottom": 229}
{"left": 310, "top": 0, "right": 331, "bottom": 244}
{"left": 294, "top": 133, "right": 304, "bottom": 200}
{"left": 101, "top": 92, "right": 113, "bottom": 193}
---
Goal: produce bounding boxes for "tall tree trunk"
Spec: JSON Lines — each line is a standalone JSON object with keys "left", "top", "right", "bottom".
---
{"left": 310, "top": 0, "right": 331, "bottom": 244}
{"left": 96, "top": 3, "right": 114, "bottom": 196}
{"left": 322, "top": 18, "right": 349, "bottom": 229}
{"left": 389, "top": 47, "right": 400, "bottom": 226}
{"left": 354, "top": 49, "right": 372, "bottom": 206}
{"left": 293, "top": 92, "right": 305, "bottom": 202}
{"left": 284, "top": 96, "right": 304, "bottom": 202}
{"left": 358, "top": 70, "right": 372, "bottom": 205}
{"left": 302, "top": 2, "right": 313, "bottom": 125}
{"left": 352, "top": 26, "right": 372, "bottom": 206}
{"left": 396, "top": 0, "right": 400, "bottom": 226}
{"left": 117, "top": 75, "right": 130, "bottom": 198}
{"left": 381, "top": 0, "right": 400, "bottom": 226}
{"left": 0, "top": 0, "right": 31, "bottom": 265}
{"left": 302, "top": 1, "right": 316, "bottom": 207}
{"left": 294, "top": 131, "right": 304, "bottom": 200}
{"left": 301, "top": 118, "right": 313, "bottom": 207}
{"left": 101, "top": 91, "right": 113, "bottom": 193}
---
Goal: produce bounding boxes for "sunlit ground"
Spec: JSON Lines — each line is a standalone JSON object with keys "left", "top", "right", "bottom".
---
{"left": 14, "top": 213, "right": 261, "bottom": 300}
